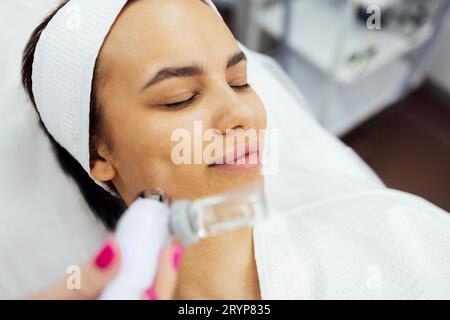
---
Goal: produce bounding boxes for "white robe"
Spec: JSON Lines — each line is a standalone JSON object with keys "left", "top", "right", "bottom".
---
{"left": 254, "top": 189, "right": 450, "bottom": 299}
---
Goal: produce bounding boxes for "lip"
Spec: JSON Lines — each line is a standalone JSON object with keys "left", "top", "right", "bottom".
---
{"left": 208, "top": 141, "right": 260, "bottom": 170}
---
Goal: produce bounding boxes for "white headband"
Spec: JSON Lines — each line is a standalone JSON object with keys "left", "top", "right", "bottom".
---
{"left": 32, "top": 0, "right": 221, "bottom": 190}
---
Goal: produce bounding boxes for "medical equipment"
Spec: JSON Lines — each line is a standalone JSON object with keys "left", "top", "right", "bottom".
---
{"left": 99, "top": 185, "right": 268, "bottom": 300}
{"left": 170, "top": 185, "right": 268, "bottom": 245}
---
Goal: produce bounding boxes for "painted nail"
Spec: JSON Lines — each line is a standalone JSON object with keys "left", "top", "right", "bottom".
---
{"left": 94, "top": 241, "right": 115, "bottom": 270}
{"left": 144, "top": 288, "right": 159, "bottom": 300}
{"left": 172, "top": 244, "right": 183, "bottom": 271}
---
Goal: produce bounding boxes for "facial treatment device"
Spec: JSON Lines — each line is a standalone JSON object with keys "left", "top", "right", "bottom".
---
{"left": 170, "top": 185, "right": 268, "bottom": 245}
{"left": 100, "top": 185, "right": 268, "bottom": 300}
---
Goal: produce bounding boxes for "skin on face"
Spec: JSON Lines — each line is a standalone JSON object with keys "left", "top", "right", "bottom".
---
{"left": 91, "top": 0, "right": 267, "bottom": 206}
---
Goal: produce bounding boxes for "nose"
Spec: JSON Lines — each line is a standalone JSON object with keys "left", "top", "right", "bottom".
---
{"left": 208, "top": 81, "right": 256, "bottom": 134}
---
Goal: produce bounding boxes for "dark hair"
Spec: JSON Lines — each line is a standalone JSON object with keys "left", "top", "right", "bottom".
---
{"left": 22, "top": 1, "right": 127, "bottom": 230}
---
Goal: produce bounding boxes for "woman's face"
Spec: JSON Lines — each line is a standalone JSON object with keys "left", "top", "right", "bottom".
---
{"left": 92, "top": 0, "right": 267, "bottom": 205}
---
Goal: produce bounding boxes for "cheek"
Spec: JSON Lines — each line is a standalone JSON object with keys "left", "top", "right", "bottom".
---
{"left": 118, "top": 123, "right": 168, "bottom": 162}
{"left": 108, "top": 108, "right": 208, "bottom": 191}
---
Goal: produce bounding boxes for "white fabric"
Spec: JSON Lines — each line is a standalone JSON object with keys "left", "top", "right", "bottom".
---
{"left": 32, "top": 0, "right": 128, "bottom": 178}
{"left": 0, "top": 0, "right": 108, "bottom": 300}
{"left": 1, "top": 0, "right": 384, "bottom": 299}
{"left": 254, "top": 189, "right": 450, "bottom": 299}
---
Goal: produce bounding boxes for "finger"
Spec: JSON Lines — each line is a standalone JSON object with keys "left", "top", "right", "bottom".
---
{"left": 142, "top": 242, "right": 183, "bottom": 300}
{"left": 28, "top": 237, "right": 121, "bottom": 300}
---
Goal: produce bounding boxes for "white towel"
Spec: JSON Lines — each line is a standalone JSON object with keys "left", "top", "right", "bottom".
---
{"left": 254, "top": 189, "right": 450, "bottom": 299}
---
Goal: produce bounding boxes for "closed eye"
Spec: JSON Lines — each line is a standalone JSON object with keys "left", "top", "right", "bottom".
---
{"left": 164, "top": 94, "right": 198, "bottom": 108}
{"left": 230, "top": 83, "right": 250, "bottom": 91}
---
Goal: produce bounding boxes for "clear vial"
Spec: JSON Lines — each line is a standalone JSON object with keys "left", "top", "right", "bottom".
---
{"left": 169, "top": 185, "right": 268, "bottom": 245}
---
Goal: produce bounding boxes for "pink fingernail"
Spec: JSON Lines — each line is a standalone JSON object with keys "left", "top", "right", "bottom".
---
{"left": 94, "top": 241, "right": 115, "bottom": 270}
{"left": 172, "top": 244, "right": 183, "bottom": 271}
{"left": 144, "top": 288, "right": 159, "bottom": 300}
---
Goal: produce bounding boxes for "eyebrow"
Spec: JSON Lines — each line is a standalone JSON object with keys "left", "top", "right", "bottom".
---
{"left": 227, "top": 51, "right": 247, "bottom": 69}
{"left": 141, "top": 51, "right": 247, "bottom": 91}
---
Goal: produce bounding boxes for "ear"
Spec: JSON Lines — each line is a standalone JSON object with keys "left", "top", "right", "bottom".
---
{"left": 90, "top": 141, "right": 117, "bottom": 182}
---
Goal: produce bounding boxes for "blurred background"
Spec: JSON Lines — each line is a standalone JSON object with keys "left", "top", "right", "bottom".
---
{"left": 215, "top": 0, "right": 450, "bottom": 212}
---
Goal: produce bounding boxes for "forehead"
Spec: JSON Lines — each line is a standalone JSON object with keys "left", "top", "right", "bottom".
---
{"left": 98, "top": 0, "right": 238, "bottom": 79}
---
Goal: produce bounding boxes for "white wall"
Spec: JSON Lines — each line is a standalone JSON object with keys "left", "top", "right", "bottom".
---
{"left": 428, "top": 15, "right": 450, "bottom": 93}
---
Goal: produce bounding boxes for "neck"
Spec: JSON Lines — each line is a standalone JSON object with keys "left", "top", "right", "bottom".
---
{"left": 174, "top": 227, "right": 261, "bottom": 299}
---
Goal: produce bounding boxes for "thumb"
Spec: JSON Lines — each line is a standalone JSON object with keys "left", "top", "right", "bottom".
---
{"left": 28, "top": 238, "right": 121, "bottom": 300}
